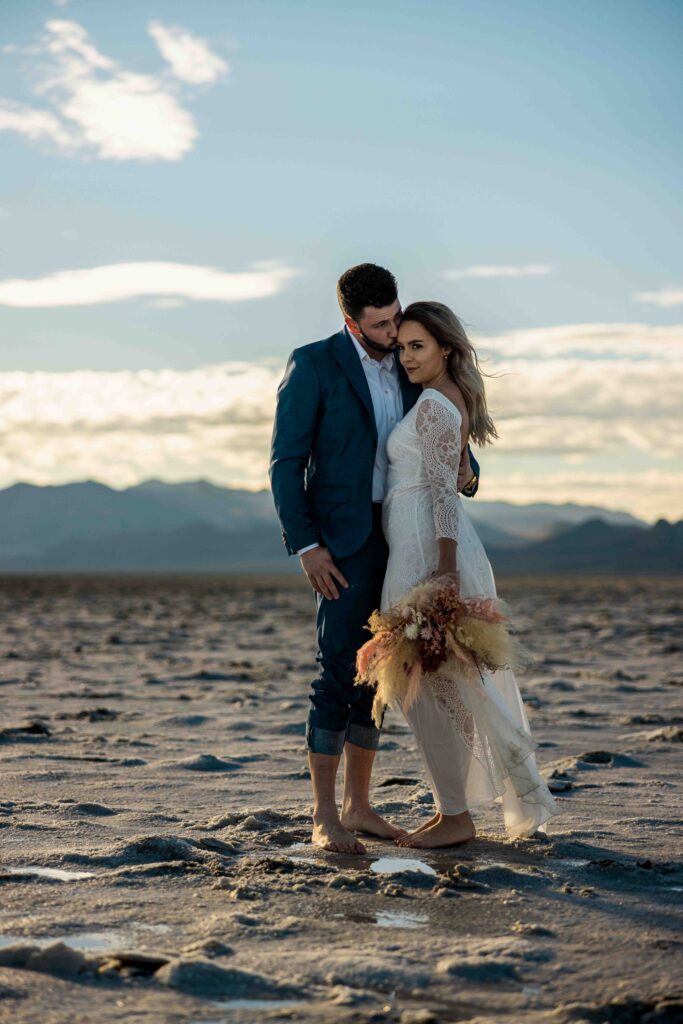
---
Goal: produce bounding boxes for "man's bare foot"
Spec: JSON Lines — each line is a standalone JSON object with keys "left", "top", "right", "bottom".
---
{"left": 341, "top": 805, "right": 407, "bottom": 840}
{"left": 398, "top": 811, "right": 475, "bottom": 849}
{"left": 312, "top": 816, "right": 366, "bottom": 854}
{"left": 395, "top": 813, "right": 439, "bottom": 845}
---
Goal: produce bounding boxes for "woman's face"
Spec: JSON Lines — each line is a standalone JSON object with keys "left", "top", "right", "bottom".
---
{"left": 397, "top": 320, "right": 447, "bottom": 384}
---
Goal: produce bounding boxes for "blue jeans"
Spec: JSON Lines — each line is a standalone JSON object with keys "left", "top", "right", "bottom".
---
{"left": 306, "top": 505, "right": 387, "bottom": 755}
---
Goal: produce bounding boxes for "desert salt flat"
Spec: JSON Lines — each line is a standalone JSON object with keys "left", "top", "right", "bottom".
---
{"left": 0, "top": 573, "right": 682, "bottom": 1024}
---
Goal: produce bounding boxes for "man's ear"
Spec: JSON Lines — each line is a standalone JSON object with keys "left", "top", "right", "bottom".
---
{"left": 344, "top": 316, "right": 361, "bottom": 336}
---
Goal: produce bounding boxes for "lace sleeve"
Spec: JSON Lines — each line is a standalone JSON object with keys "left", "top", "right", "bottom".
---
{"left": 415, "top": 396, "right": 461, "bottom": 541}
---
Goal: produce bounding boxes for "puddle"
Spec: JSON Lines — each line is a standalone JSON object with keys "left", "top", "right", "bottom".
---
{"left": 0, "top": 923, "right": 171, "bottom": 953}
{"left": 211, "top": 999, "right": 305, "bottom": 1010}
{"left": 0, "top": 930, "right": 121, "bottom": 952}
{"left": 370, "top": 856, "right": 437, "bottom": 877}
{"left": 335, "top": 909, "right": 428, "bottom": 930}
{"left": 2, "top": 866, "right": 96, "bottom": 881}
{"left": 375, "top": 910, "right": 428, "bottom": 929}
{"left": 553, "top": 858, "right": 589, "bottom": 869}
{"left": 268, "top": 845, "right": 439, "bottom": 878}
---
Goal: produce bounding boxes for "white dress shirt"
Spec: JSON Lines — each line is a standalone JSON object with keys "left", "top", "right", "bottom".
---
{"left": 297, "top": 327, "right": 403, "bottom": 555}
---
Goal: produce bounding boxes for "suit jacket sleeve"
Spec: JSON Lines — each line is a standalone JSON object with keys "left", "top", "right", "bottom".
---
{"left": 462, "top": 445, "right": 480, "bottom": 498}
{"left": 269, "top": 347, "right": 321, "bottom": 555}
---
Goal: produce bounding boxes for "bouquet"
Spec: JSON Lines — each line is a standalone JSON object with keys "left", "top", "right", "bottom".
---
{"left": 355, "top": 575, "right": 528, "bottom": 728}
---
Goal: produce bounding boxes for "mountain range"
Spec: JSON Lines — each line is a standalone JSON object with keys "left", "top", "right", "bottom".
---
{"left": 0, "top": 479, "right": 678, "bottom": 574}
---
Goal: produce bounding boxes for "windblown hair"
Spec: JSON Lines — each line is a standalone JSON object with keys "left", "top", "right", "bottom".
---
{"left": 402, "top": 301, "right": 498, "bottom": 447}
{"left": 337, "top": 263, "right": 398, "bottom": 322}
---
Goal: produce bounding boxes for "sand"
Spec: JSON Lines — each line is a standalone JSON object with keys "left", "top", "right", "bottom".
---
{"left": 0, "top": 573, "right": 681, "bottom": 1024}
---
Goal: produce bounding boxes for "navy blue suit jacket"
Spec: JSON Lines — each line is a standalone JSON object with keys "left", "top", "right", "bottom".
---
{"left": 269, "top": 328, "right": 480, "bottom": 559}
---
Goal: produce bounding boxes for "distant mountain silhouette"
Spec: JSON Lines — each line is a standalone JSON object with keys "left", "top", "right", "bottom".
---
{"left": 487, "top": 518, "right": 682, "bottom": 575}
{"left": 0, "top": 522, "right": 288, "bottom": 573}
{"left": 0, "top": 479, "right": 665, "bottom": 574}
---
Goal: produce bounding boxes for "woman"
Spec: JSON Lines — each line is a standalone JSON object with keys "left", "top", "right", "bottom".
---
{"left": 380, "top": 301, "right": 558, "bottom": 847}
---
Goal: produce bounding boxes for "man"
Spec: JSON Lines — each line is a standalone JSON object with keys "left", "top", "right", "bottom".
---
{"left": 270, "top": 264, "right": 480, "bottom": 853}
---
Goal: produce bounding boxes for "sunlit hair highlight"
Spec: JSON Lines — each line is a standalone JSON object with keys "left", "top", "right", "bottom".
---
{"left": 401, "top": 301, "right": 498, "bottom": 447}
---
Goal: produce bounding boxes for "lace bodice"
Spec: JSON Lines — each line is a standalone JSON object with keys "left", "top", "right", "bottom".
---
{"left": 383, "top": 388, "right": 475, "bottom": 607}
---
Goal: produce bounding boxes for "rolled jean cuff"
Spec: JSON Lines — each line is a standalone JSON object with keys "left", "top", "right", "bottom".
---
{"left": 306, "top": 724, "right": 346, "bottom": 756}
{"left": 345, "top": 721, "right": 381, "bottom": 751}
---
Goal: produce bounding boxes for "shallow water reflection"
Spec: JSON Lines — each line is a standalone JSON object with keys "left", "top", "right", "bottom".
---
{"left": 334, "top": 908, "right": 429, "bottom": 929}
{"left": 370, "top": 856, "right": 437, "bottom": 876}
{"left": 0, "top": 923, "right": 171, "bottom": 953}
{"left": 0, "top": 930, "right": 121, "bottom": 952}
{"left": 2, "top": 866, "right": 96, "bottom": 881}
{"left": 210, "top": 999, "right": 305, "bottom": 1010}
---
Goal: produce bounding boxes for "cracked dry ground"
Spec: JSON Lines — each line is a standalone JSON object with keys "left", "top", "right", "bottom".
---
{"left": 0, "top": 574, "right": 681, "bottom": 1024}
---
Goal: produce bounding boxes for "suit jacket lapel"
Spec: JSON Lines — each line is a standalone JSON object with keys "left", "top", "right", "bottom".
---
{"left": 332, "top": 330, "right": 377, "bottom": 442}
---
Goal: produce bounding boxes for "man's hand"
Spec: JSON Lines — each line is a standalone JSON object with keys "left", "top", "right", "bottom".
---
{"left": 300, "top": 546, "right": 349, "bottom": 600}
{"left": 457, "top": 447, "right": 474, "bottom": 493}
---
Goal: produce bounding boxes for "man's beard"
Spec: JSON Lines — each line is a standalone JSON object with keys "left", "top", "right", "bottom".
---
{"left": 359, "top": 330, "right": 398, "bottom": 355}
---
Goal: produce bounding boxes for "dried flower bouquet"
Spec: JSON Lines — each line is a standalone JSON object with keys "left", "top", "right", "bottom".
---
{"left": 355, "top": 575, "right": 529, "bottom": 728}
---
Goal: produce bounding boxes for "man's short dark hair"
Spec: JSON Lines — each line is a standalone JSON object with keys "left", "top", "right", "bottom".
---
{"left": 336, "top": 263, "right": 398, "bottom": 322}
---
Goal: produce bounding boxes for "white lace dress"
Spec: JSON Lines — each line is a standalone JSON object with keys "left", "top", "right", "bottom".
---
{"left": 381, "top": 388, "right": 558, "bottom": 838}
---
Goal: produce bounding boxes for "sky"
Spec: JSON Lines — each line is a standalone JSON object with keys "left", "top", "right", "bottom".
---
{"left": 1, "top": 0, "right": 682, "bottom": 521}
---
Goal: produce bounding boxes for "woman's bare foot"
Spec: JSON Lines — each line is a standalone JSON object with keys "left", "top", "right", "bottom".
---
{"left": 394, "top": 813, "right": 439, "bottom": 846}
{"left": 341, "top": 805, "right": 407, "bottom": 839}
{"left": 399, "top": 811, "right": 475, "bottom": 849}
{"left": 312, "top": 815, "right": 366, "bottom": 854}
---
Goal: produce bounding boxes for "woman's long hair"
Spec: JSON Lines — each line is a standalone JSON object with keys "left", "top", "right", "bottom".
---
{"left": 401, "top": 301, "right": 498, "bottom": 447}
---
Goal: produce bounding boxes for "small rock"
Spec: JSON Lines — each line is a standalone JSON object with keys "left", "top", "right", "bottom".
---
{"left": 646, "top": 727, "right": 683, "bottom": 743}
{"left": 155, "top": 957, "right": 297, "bottom": 1000}
{"left": 437, "top": 954, "right": 519, "bottom": 983}
{"left": 182, "top": 939, "right": 234, "bottom": 958}
{"left": 176, "top": 754, "right": 239, "bottom": 772}
{"left": 400, "top": 1011, "right": 439, "bottom": 1024}
{"left": 0, "top": 942, "right": 86, "bottom": 977}
{"left": 577, "top": 750, "right": 613, "bottom": 765}
{"left": 548, "top": 679, "right": 576, "bottom": 691}
{"left": 512, "top": 922, "right": 555, "bottom": 937}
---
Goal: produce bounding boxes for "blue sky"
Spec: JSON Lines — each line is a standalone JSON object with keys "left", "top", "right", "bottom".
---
{"left": 1, "top": 0, "right": 682, "bottom": 519}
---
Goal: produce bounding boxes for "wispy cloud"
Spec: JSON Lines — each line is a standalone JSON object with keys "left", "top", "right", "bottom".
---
{"left": 148, "top": 21, "right": 229, "bottom": 85}
{"left": 1, "top": 323, "right": 681, "bottom": 520}
{"left": 633, "top": 287, "right": 683, "bottom": 308}
{"left": 0, "top": 100, "right": 73, "bottom": 148}
{"left": 0, "top": 261, "right": 297, "bottom": 308}
{"left": 443, "top": 264, "right": 554, "bottom": 281}
{"left": 0, "top": 18, "right": 228, "bottom": 161}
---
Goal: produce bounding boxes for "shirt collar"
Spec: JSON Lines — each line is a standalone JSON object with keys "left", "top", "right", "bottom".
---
{"left": 346, "top": 325, "right": 396, "bottom": 370}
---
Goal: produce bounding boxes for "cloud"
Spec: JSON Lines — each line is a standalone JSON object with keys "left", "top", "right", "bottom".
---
{"left": 0, "top": 99, "right": 73, "bottom": 147}
{"left": 0, "top": 18, "right": 227, "bottom": 161}
{"left": 148, "top": 21, "right": 229, "bottom": 85}
{"left": 474, "top": 322, "right": 683, "bottom": 463}
{"left": 443, "top": 264, "right": 554, "bottom": 281}
{"left": 634, "top": 287, "right": 683, "bottom": 309}
{"left": 1, "top": 322, "right": 681, "bottom": 521}
{"left": 472, "top": 321, "right": 683, "bottom": 361}
{"left": 0, "top": 362, "right": 281, "bottom": 492}
{"left": 0, "top": 261, "right": 297, "bottom": 307}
